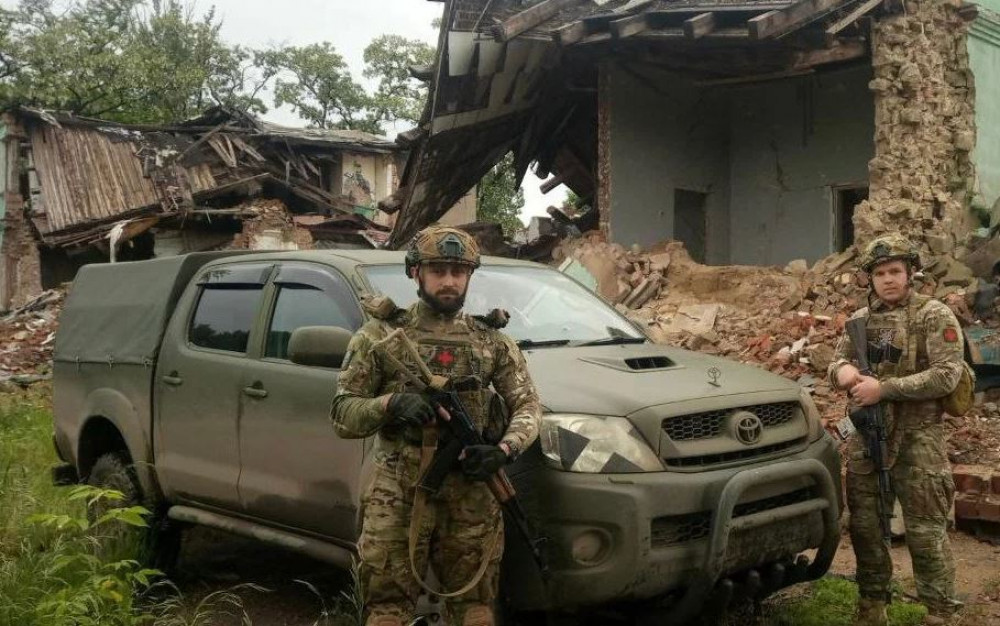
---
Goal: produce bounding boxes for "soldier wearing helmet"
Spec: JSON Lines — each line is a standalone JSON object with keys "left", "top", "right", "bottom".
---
{"left": 331, "top": 225, "right": 541, "bottom": 626}
{"left": 828, "top": 234, "right": 965, "bottom": 626}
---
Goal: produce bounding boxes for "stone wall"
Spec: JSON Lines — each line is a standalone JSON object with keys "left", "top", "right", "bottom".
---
{"left": 856, "top": 0, "right": 977, "bottom": 264}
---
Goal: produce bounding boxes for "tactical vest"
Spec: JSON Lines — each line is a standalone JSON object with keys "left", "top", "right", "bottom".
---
{"left": 366, "top": 298, "right": 509, "bottom": 449}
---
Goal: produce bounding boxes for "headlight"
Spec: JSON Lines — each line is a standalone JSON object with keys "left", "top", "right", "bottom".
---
{"left": 539, "top": 414, "right": 664, "bottom": 473}
{"left": 801, "top": 388, "right": 823, "bottom": 442}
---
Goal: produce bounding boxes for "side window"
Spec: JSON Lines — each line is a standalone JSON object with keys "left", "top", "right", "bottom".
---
{"left": 265, "top": 280, "right": 362, "bottom": 361}
{"left": 189, "top": 286, "right": 264, "bottom": 354}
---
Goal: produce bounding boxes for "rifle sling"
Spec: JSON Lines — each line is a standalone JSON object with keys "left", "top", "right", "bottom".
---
{"left": 407, "top": 423, "right": 502, "bottom": 598}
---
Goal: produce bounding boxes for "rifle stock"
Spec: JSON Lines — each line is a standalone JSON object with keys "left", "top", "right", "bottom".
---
{"left": 845, "top": 317, "right": 895, "bottom": 544}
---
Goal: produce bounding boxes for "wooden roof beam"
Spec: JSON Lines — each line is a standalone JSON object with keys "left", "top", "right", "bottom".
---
{"left": 824, "top": 0, "right": 884, "bottom": 35}
{"left": 748, "top": 0, "right": 845, "bottom": 40}
{"left": 610, "top": 14, "right": 650, "bottom": 39}
{"left": 684, "top": 13, "right": 717, "bottom": 39}
{"left": 492, "top": 0, "right": 584, "bottom": 42}
{"left": 790, "top": 39, "right": 868, "bottom": 69}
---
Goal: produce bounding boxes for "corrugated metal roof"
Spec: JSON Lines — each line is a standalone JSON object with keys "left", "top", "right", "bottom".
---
{"left": 257, "top": 122, "right": 396, "bottom": 152}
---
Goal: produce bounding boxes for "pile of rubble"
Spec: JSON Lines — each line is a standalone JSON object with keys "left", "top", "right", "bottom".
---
{"left": 230, "top": 197, "right": 314, "bottom": 251}
{"left": 552, "top": 232, "right": 997, "bottom": 443}
{"left": 0, "top": 289, "right": 64, "bottom": 386}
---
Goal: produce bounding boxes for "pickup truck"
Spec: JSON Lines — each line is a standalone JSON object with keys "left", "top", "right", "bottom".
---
{"left": 51, "top": 249, "right": 842, "bottom": 623}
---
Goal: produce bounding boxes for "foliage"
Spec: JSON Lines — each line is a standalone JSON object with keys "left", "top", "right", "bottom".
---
{"left": 0, "top": 1, "right": 432, "bottom": 134}
{"left": 765, "top": 577, "right": 927, "bottom": 626}
{"left": 363, "top": 34, "right": 434, "bottom": 127}
{"left": 477, "top": 153, "right": 526, "bottom": 236}
{"left": 0, "top": 0, "right": 254, "bottom": 124}
{"left": 269, "top": 42, "right": 374, "bottom": 133}
{"left": 0, "top": 387, "right": 254, "bottom": 625}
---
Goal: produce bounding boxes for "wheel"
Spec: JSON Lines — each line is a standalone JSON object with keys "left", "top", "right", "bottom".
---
{"left": 87, "top": 452, "right": 182, "bottom": 572}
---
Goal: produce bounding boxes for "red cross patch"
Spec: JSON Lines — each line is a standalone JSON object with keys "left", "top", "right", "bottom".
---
{"left": 943, "top": 327, "right": 959, "bottom": 343}
{"left": 433, "top": 348, "right": 456, "bottom": 368}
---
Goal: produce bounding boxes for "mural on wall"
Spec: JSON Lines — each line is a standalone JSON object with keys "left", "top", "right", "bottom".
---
{"left": 344, "top": 162, "right": 375, "bottom": 218}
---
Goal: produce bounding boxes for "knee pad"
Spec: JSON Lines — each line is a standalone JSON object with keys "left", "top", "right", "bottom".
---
{"left": 462, "top": 605, "right": 494, "bottom": 626}
{"left": 367, "top": 616, "right": 404, "bottom": 626}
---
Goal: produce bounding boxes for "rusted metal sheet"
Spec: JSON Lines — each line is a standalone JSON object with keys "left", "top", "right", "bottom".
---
{"left": 29, "top": 124, "right": 216, "bottom": 234}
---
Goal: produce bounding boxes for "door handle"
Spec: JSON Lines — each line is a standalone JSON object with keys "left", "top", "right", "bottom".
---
{"left": 243, "top": 383, "right": 268, "bottom": 399}
{"left": 162, "top": 371, "right": 183, "bottom": 386}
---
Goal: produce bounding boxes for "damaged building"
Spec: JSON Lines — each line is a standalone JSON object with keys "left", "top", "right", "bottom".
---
{"left": 390, "top": 0, "right": 1000, "bottom": 273}
{"left": 0, "top": 106, "right": 409, "bottom": 309}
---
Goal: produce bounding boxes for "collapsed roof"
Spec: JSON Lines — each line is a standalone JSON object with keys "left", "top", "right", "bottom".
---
{"left": 388, "top": 0, "right": 894, "bottom": 247}
{"left": 9, "top": 106, "right": 396, "bottom": 248}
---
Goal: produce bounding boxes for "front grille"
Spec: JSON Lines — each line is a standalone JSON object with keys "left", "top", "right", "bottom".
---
{"left": 661, "top": 402, "right": 798, "bottom": 442}
{"left": 650, "top": 488, "right": 815, "bottom": 548}
{"left": 664, "top": 439, "right": 806, "bottom": 468}
{"left": 651, "top": 511, "right": 712, "bottom": 546}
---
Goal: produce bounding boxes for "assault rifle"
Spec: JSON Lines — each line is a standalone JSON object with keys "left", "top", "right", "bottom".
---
{"left": 845, "top": 317, "right": 894, "bottom": 544}
{"left": 372, "top": 329, "right": 549, "bottom": 575}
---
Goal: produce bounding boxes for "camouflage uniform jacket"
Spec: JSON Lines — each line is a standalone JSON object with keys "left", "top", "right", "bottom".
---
{"left": 330, "top": 298, "right": 541, "bottom": 470}
{"left": 828, "top": 292, "right": 964, "bottom": 473}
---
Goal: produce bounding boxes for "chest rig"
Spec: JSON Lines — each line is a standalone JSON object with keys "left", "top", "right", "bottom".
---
{"left": 865, "top": 293, "right": 929, "bottom": 379}
{"left": 367, "top": 297, "right": 498, "bottom": 434}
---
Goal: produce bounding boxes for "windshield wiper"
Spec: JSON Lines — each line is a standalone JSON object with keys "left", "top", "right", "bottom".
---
{"left": 573, "top": 336, "right": 648, "bottom": 347}
{"left": 516, "top": 339, "right": 572, "bottom": 349}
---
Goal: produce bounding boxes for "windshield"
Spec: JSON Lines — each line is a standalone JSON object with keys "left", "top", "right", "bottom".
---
{"left": 361, "top": 264, "right": 646, "bottom": 345}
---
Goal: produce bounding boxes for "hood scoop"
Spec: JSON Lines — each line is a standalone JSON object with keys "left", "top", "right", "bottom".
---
{"left": 581, "top": 355, "right": 677, "bottom": 372}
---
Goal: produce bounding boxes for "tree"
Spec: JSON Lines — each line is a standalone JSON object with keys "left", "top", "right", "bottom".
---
{"left": 477, "top": 153, "right": 525, "bottom": 236}
{"left": 363, "top": 34, "right": 434, "bottom": 127}
{"left": 269, "top": 43, "right": 377, "bottom": 133}
{"left": 0, "top": 0, "right": 250, "bottom": 124}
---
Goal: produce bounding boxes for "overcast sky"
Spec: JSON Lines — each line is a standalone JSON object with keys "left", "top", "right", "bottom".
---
{"left": 2, "top": 0, "right": 561, "bottom": 222}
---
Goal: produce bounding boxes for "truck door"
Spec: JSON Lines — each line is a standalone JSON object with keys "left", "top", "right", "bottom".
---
{"left": 154, "top": 262, "right": 272, "bottom": 510}
{"left": 237, "top": 262, "right": 365, "bottom": 540}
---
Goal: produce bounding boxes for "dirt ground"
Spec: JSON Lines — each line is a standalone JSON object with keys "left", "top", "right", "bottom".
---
{"left": 173, "top": 525, "right": 1000, "bottom": 625}
{"left": 828, "top": 531, "right": 1000, "bottom": 626}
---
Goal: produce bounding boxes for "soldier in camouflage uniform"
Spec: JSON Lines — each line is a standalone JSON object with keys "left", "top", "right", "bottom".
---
{"left": 828, "top": 234, "right": 964, "bottom": 626}
{"left": 330, "top": 226, "right": 542, "bottom": 626}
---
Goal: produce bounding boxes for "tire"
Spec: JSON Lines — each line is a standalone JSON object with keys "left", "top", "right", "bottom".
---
{"left": 87, "top": 452, "right": 182, "bottom": 572}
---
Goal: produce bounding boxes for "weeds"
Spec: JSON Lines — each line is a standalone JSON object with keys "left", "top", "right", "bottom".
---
{"left": 765, "top": 577, "right": 927, "bottom": 626}
{"left": 0, "top": 387, "right": 257, "bottom": 626}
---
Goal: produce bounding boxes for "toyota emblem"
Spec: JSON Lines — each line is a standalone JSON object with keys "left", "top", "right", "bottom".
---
{"left": 733, "top": 412, "right": 763, "bottom": 446}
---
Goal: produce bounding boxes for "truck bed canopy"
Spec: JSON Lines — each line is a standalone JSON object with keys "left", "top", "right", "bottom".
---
{"left": 55, "top": 252, "right": 246, "bottom": 365}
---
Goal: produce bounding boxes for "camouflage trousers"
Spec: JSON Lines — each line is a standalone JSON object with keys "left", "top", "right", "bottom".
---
{"left": 847, "top": 464, "right": 957, "bottom": 613}
{"left": 357, "top": 453, "right": 503, "bottom": 626}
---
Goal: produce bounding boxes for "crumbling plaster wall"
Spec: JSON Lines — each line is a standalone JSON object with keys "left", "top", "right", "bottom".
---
{"left": 603, "top": 63, "right": 874, "bottom": 266}
{"left": 729, "top": 66, "right": 875, "bottom": 265}
{"left": 605, "top": 65, "right": 731, "bottom": 264}
{"left": 853, "top": 0, "right": 977, "bottom": 255}
{"left": 0, "top": 118, "right": 42, "bottom": 310}
{"left": 967, "top": 9, "right": 1000, "bottom": 223}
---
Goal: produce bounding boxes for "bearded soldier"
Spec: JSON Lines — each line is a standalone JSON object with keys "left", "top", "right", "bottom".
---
{"left": 330, "top": 225, "right": 542, "bottom": 626}
{"left": 828, "top": 235, "right": 965, "bottom": 626}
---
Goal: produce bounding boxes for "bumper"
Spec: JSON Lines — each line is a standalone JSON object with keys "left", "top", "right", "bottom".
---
{"left": 502, "top": 433, "right": 842, "bottom": 614}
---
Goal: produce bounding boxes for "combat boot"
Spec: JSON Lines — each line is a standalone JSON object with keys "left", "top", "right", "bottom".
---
{"left": 853, "top": 598, "right": 888, "bottom": 626}
{"left": 367, "top": 615, "right": 404, "bottom": 626}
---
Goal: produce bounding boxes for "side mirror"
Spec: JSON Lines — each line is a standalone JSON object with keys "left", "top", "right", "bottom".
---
{"left": 289, "top": 326, "right": 354, "bottom": 368}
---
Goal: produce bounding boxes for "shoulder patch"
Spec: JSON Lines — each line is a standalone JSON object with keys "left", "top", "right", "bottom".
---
{"left": 361, "top": 295, "right": 403, "bottom": 320}
{"left": 943, "top": 327, "right": 960, "bottom": 343}
{"left": 473, "top": 308, "right": 510, "bottom": 329}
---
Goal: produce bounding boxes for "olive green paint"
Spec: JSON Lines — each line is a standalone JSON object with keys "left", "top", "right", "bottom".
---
{"left": 969, "top": 7, "right": 1000, "bottom": 223}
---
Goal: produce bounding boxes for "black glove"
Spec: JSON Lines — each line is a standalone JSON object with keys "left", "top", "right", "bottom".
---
{"left": 461, "top": 445, "right": 508, "bottom": 481}
{"left": 387, "top": 393, "right": 435, "bottom": 427}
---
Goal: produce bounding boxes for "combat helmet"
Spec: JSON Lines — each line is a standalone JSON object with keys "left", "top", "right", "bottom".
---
{"left": 859, "top": 234, "right": 921, "bottom": 273}
{"left": 404, "top": 225, "right": 481, "bottom": 276}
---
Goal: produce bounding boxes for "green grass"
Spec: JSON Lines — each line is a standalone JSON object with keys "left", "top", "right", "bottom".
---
{"left": 765, "top": 577, "right": 928, "bottom": 626}
{"left": 0, "top": 386, "right": 266, "bottom": 626}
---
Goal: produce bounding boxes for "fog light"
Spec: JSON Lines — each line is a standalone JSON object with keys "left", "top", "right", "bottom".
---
{"left": 571, "top": 530, "right": 609, "bottom": 566}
